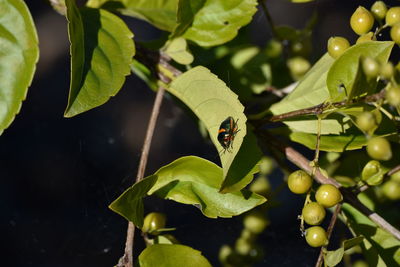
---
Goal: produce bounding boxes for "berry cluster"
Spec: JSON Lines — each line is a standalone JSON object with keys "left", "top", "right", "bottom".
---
{"left": 287, "top": 170, "right": 342, "bottom": 247}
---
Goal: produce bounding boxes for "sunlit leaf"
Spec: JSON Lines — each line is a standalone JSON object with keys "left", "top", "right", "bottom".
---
{"left": 182, "top": 0, "right": 258, "bottom": 46}
{"left": 168, "top": 66, "right": 262, "bottom": 191}
{"left": 172, "top": 0, "right": 206, "bottom": 37}
{"left": 86, "top": 0, "right": 179, "bottom": 32}
{"left": 164, "top": 37, "right": 194, "bottom": 65}
{"left": 327, "top": 41, "right": 394, "bottom": 102}
{"left": 0, "top": 0, "right": 39, "bottom": 135}
{"left": 65, "top": 0, "right": 135, "bottom": 117}
{"left": 138, "top": 244, "right": 212, "bottom": 267}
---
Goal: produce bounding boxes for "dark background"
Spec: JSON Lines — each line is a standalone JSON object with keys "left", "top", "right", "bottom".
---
{"left": 0, "top": 0, "right": 385, "bottom": 266}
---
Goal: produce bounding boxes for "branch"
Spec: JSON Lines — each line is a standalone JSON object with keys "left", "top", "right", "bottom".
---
{"left": 315, "top": 204, "right": 342, "bottom": 267}
{"left": 269, "top": 89, "right": 386, "bottom": 122}
{"left": 261, "top": 131, "right": 400, "bottom": 240}
{"left": 354, "top": 163, "right": 400, "bottom": 194}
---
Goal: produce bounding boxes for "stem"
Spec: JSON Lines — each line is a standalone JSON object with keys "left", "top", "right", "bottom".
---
{"left": 258, "top": 0, "right": 277, "bottom": 38}
{"left": 315, "top": 204, "right": 342, "bottom": 267}
{"left": 117, "top": 87, "right": 166, "bottom": 267}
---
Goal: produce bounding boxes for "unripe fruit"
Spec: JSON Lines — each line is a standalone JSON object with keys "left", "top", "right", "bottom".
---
{"left": 243, "top": 212, "right": 269, "bottom": 234}
{"left": 353, "top": 260, "right": 369, "bottom": 267}
{"left": 391, "top": 171, "right": 400, "bottom": 183}
{"left": 219, "top": 245, "right": 233, "bottom": 264}
{"left": 250, "top": 176, "right": 271, "bottom": 197}
{"left": 361, "top": 160, "right": 384, "bottom": 185}
{"left": 371, "top": 1, "right": 387, "bottom": 20}
{"left": 287, "top": 56, "right": 311, "bottom": 80}
{"left": 390, "top": 23, "right": 400, "bottom": 44}
{"left": 366, "top": 137, "right": 392, "bottom": 161}
{"left": 362, "top": 57, "right": 380, "bottom": 78}
{"left": 302, "top": 202, "right": 326, "bottom": 225}
{"left": 356, "top": 32, "right": 375, "bottom": 44}
{"left": 142, "top": 212, "right": 166, "bottom": 234}
{"left": 327, "top": 37, "right": 350, "bottom": 59}
{"left": 386, "top": 7, "right": 400, "bottom": 26}
{"left": 265, "top": 39, "right": 283, "bottom": 58}
{"left": 305, "top": 226, "right": 328, "bottom": 247}
{"left": 315, "top": 184, "right": 343, "bottom": 208}
{"left": 356, "top": 111, "right": 377, "bottom": 133}
{"left": 235, "top": 238, "right": 252, "bottom": 255}
{"left": 287, "top": 170, "right": 313, "bottom": 194}
{"left": 291, "top": 39, "right": 312, "bottom": 57}
{"left": 240, "top": 229, "right": 257, "bottom": 243}
{"left": 386, "top": 86, "right": 400, "bottom": 106}
{"left": 380, "top": 62, "right": 394, "bottom": 79}
{"left": 382, "top": 180, "right": 400, "bottom": 200}
{"left": 350, "top": 6, "right": 375, "bottom": 35}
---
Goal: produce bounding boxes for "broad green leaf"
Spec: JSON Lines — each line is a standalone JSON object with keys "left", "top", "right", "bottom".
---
{"left": 65, "top": 0, "right": 135, "bottom": 117}
{"left": 183, "top": 0, "right": 258, "bottom": 47}
{"left": 108, "top": 175, "right": 157, "bottom": 228}
{"left": 147, "top": 156, "right": 266, "bottom": 218}
{"left": 327, "top": 41, "right": 394, "bottom": 102}
{"left": 0, "top": 0, "right": 39, "bottom": 135}
{"left": 171, "top": 0, "right": 206, "bottom": 37}
{"left": 343, "top": 236, "right": 364, "bottom": 250}
{"left": 325, "top": 247, "right": 344, "bottom": 267}
{"left": 86, "top": 0, "right": 179, "bottom": 32}
{"left": 342, "top": 194, "right": 400, "bottom": 267}
{"left": 138, "top": 244, "right": 212, "bottom": 267}
{"left": 168, "top": 67, "right": 244, "bottom": 176}
{"left": 270, "top": 53, "right": 346, "bottom": 135}
{"left": 164, "top": 37, "right": 194, "bottom": 65}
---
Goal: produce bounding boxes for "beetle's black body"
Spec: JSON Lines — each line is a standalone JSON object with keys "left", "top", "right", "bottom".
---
{"left": 217, "top": 116, "right": 239, "bottom": 153}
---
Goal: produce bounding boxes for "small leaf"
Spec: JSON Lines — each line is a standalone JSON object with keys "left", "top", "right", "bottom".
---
{"left": 147, "top": 156, "right": 266, "bottom": 218}
{"left": 138, "top": 244, "right": 212, "bottom": 267}
{"left": 108, "top": 175, "right": 157, "bottom": 228}
{"left": 164, "top": 37, "right": 194, "bottom": 65}
{"left": 0, "top": 0, "right": 39, "bottom": 135}
{"left": 86, "top": 0, "right": 179, "bottom": 32}
{"left": 65, "top": 0, "right": 135, "bottom": 117}
{"left": 182, "top": 0, "right": 258, "bottom": 46}
{"left": 327, "top": 41, "right": 394, "bottom": 102}
{"left": 172, "top": 0, "right": 206, "bottom": 37}
{"left": 325, "top": 247, "right": 344, "bottom": 267}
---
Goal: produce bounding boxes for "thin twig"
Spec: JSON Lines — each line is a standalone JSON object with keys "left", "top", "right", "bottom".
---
{"left": 388, "top": 164, "right": 400, "bottom": 177}
{"left": 260, "top": 131, "right": 400, "bottom": 240}
{"left": 315, "top": 204, "right": 342, "bottom": 267}
{"left": 269, "top": 89, "right": 386, "bottom": 122}
{"left": 258, "top": 0, "right": 277, "bottom": 38}
{"left": 354, "top": 164, "right": 400, "bottom": 194}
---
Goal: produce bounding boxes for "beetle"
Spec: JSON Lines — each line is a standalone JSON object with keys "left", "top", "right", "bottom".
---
{"left": 217, "top": 116, "right": 239, "bottom": 153}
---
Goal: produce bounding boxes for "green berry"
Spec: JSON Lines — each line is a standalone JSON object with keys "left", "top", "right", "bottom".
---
{"left": 351, "top": 6, "right": 375, "bottom": 35}
{"left": 366, "top": 137, "right": 392, "bottom": 161}
{"left": 243, "top": 212, "right": 269, "bottom": 234}
{"left": 287, "top": 56, "right": 311, "bottom": 80}
{"left": 219, "top": 245, "right": 233, "bottom": 264}
{"left": 361, "top": 160, "right": 384, "bottom": 185}
{"left": 356, "top": 32, "right": 375, "bottom": 44}
{"left": 305, "top": 226, "right": 328, "bottom": 247}
{"left": 382, "top": 180, "right": 400, "bottom": 200}
{"left": 250, "top": 176, "right": 271, "bottom": 197}
{"left": 327, "top": 37, "right": 350, "bottom": 59}
{"left": 380, "top": 62, "right": 394, "bottom": 79}
{"left": 371, "top": 1, "right": 387, "bottom": 20}
{"left": 315, "top": 184, "right": 342, "bottom": 208}
{"left": 235, "top": 238, "right": 252, "bottom": 255}
{"left": 287, "top": 170, "right": 313, "bottom": 194}
{"left": 291, "top": 39, "right": 312, "bottom": 57}
{"left": 353, "top": 260, "right": 369, "bottom": 267}
{"left": 386, "top": 86, "right": 400, "bottom": 106}
{"left": 390, "top": 23, "right": 400, "bottom": 44}
{"left": 391, "top": 171, "right": 400, "bottom": 183}
{"left": 142, "top": 212, "right": 166, "bottom": 234}
{"left": 356, "top": 111, "right": 377, "bottom": 133}
{"left": 362, "top": 57, "right": 380, "bottom": 78}
{"left": 302, "top": 202, "right": 326, "bottom": 225}
{"left": 265, "top": 39, "right": 283, "bottom": 58}
{"left": 386, "top": 7, "right": 400, "bottom": 26}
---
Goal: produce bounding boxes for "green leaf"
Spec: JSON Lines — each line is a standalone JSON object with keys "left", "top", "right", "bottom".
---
{"left": 147, "top": 156, "right": 266, "bottom": 218}
{"left": 325, "top": 247, "right": 344, "bottom": 267}
{"left": 138, "top": 244, "right": 212, "bottom": 267}
{"left": 182, "top": 0, "right": 258, "bottom": 46}
{"left": 343, "top": 236, "right": 364, "bottom": 250}
{"left": 327, "top": 41, "right": 394, "bottom": 102}
{"left": 171, "top": 0, "right": 206, "bottom": 38}
{"left": 0, "top": 0, "right": 39, "bottom": 135}
{"left": 164, "top": 37, "right": 194, "bottom": 65}
{"left": 65, "top": 0, "right": 135, "bottom": 117}
{"left": 270, "top": 53, "right": 345, "bottom": 135}
{"left": 342, "top": 195, "right": 400, "bottom": 267}
{"left": 108, "top": 175, "right": 157, "bottom": 228}
{"left": 86, "top": 0, "right": 179, "bottom": 32}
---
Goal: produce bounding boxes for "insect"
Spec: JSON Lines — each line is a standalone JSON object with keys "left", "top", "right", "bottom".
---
{"left": 217, "top": 116, "right": 240, "bottom": 153}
